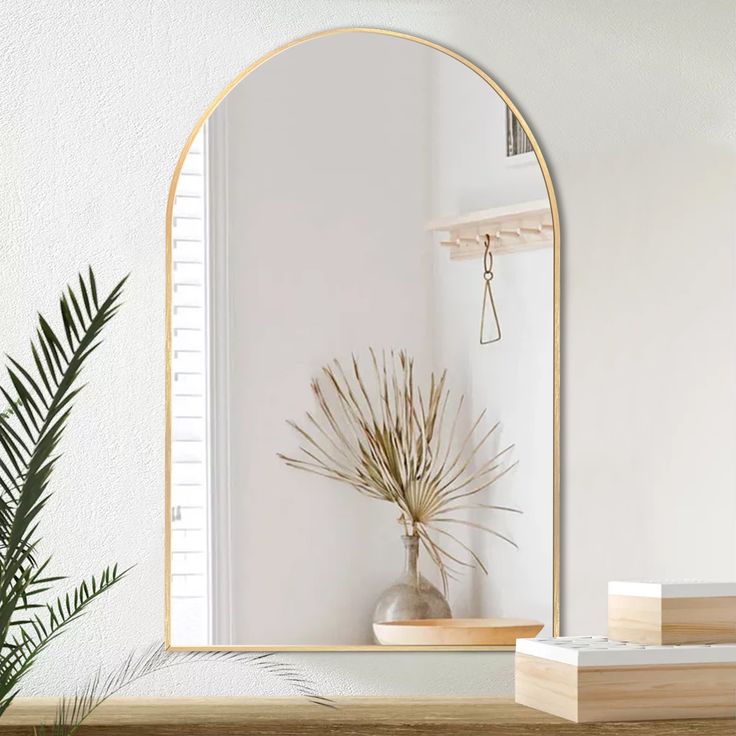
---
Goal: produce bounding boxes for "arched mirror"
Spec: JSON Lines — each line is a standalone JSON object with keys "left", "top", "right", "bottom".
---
{"left": 166, "top": 29, "right": 559, "bottom": 650}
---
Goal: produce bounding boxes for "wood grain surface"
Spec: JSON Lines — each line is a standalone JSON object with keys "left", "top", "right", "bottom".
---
{"left": 609, "top": 594, "right": 736, "bottom": 645}
{"left": 516, "top": 650, "right": 736, "bottom": 723}
{"left": 1, "top": 697, "right": 734, "bottom": 735}
{"left": 579, "top": 662, "right": 736, "bottom": 722}
{"left": 662, "top": 597, "right": 736, "bottom": 644}
{"left": 609, "top": 594, "right": 662, "bottom": 644}
{"left": 373, "top": 618, "right": 544, "bottom": 646}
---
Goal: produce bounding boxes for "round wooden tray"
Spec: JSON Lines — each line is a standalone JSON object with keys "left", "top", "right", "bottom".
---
{"left": 373, "top": 617, "right": 544, "bottom": 646}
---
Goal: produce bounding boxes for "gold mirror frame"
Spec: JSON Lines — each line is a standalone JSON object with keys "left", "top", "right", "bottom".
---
{"left": 164, "top": 27, "right": 560, "bottom": 651}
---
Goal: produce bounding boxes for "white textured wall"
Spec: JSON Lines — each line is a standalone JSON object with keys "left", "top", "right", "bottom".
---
{"left": 1, "top": 0, "right": 734, "bottom": 698}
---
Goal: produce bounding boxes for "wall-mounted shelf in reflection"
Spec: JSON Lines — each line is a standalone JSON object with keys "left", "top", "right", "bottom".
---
{"left": 427, "top": 199, "right": 553, "bottom": 260}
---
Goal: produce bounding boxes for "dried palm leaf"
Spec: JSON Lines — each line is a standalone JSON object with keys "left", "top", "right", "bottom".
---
{"left": 278, "top": 350, "right": 519, "bottom": 592}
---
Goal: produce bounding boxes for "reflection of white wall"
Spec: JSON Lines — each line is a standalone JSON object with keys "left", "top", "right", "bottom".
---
{"left": 212, "top": 34, "right": 553, "bottom": 645}
{"left": 428, "top": 56, "right": 553, "bottom": 631}
{"left": 218, "top": 34, "right": 434, "bottom": 645}
{"left": 428, "top": 55, "right": 548, "bottom": 213}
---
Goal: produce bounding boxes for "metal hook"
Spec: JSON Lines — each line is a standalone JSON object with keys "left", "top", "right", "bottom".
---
{"left": 480, "top": 234, "right": 502, "bottom": 344}
{"left": 484, "top": 238, "right": 494, "bottom": 275}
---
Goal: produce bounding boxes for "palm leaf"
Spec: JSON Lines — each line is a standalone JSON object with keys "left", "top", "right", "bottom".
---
{"left": 0, "top": 269, "right": 128, "bottom": 716}
{"left": 0, "top": 566, "right": 129, "bottom": 714}
{"left": 280, "top": 349, "right": 519, "bottom": 592}
{"left": 34, "top": 644, "right": 332, "bottom": 736}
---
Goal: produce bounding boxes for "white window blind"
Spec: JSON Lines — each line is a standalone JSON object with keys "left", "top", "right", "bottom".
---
{"left": 170, "top": 125, "right": 211, "bottom": 645}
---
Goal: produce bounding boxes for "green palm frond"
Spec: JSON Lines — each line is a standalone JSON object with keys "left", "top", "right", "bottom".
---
{"left": 0, "top": 566, "right": 128, "bottom": 715}
{"left": 35, "top": 644, "right": 332, "bottom": 736}
{"left": 279, "top": 349, "right": 519, "bottom": 593}
{"left": 0, "top": 268, "right": 128, "bottom": 716}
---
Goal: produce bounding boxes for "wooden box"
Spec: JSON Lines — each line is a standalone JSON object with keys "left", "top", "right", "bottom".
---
{"left": 609, "top": 582, "right": 736, "bottom": 645}
{"left": 515, "top": 636, "right": 736, "bottom": 722}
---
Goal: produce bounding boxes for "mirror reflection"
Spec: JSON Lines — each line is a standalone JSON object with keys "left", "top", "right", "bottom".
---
{"left": 168, "top": 31, "right": 556, "bottom": 648}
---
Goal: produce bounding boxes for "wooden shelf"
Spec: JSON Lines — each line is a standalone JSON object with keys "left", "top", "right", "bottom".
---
{"left": 427, "top": 199, "right": 553, "bottom": 260}
{"left": 1, "top": 697, "right": 733, "bottom": 735}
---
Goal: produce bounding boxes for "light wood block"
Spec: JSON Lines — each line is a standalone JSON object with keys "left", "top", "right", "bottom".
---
{"left": 609, "top": 582, "right": 736, "bottom": 645}
{"left": 515, "top": 636, "right": 736, "bottom": 723}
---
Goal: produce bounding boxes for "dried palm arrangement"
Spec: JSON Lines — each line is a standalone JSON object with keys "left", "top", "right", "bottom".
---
{"left": 278, "top": 350, "right": 520, "bottom": 593}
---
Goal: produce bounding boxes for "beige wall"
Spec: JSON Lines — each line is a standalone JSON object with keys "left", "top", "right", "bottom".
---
{"left": 1, "top": 0, "right": 734, "bottom": 697}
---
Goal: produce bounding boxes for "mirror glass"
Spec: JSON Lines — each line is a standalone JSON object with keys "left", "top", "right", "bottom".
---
{"left": 168, "top": 30, "right": 558, "bottom": 648}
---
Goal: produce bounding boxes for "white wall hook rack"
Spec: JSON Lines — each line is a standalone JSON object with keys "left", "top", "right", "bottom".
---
{"left": 427, "top": 199, "right": 553, "bottom": 260}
